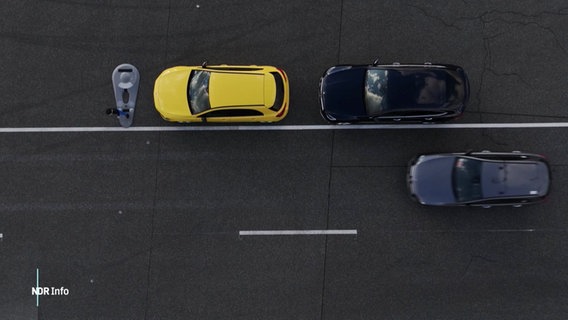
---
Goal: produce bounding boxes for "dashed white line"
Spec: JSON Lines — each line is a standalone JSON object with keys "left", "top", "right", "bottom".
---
{"left": 401, "top": 229, "right": 538, "bottom": 233}
{"left": 239, "top": 229, "right": 358, "bottom": 236}
{"left": 1, "top": 122, "right": 568, "bottom": 133}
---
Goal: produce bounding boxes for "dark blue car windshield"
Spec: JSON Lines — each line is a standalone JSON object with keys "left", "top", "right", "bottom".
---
{"left": 452, "top": 157, "right": 483, "bottom": 202}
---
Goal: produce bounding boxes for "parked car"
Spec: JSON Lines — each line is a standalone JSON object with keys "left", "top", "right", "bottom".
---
{"left": 319, "top": 60, "right": 469, "bottom": 123}
{"left": 154, "top": 62, "right": 289, "bottom": 122}
{"left": 407, "top": 151, "right": 550, "bottom": 207}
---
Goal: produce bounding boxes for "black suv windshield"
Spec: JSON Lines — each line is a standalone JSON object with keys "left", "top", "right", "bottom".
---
{"left": 364, "top": 69, "right": 388, "bottom": 116}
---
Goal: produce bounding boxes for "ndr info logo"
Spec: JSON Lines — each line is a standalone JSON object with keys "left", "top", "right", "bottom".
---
{"left": 32, "top": 268, "right": 69, "bottom": 307}
{"left": 32, "top": 287, "right": 70, "bottom": 296}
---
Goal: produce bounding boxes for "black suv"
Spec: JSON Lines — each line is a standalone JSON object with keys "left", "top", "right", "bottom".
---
{"left": 319, "top": 60, "right": 469, "bottom": 123}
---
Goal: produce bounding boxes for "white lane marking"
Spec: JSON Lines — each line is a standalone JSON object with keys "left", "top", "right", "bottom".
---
{"left": 463, "top": 229, "right": 538, "bottom": 233}
{"left": 481, "top": 229, "right": 536, "bottom": 232}
{"left": 0, "top": 122, "right": 568, "bottom": 133}
{"left": 239, "top": 229, "right": 357, "bottom": 236}
{"left": 394, "top": 228, "right": 538, "bottom": 233}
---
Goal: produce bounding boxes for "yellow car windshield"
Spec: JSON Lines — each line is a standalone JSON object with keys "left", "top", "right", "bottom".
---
{"left": 188, "top": 70, "right": 211, "bottom": 114}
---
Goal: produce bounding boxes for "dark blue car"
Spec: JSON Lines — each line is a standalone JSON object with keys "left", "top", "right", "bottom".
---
{"left": 407, "top": 151, "right": 551, "bottom": 207}
{"left": 319, "top": 60, "right": 469, "bottom": 123}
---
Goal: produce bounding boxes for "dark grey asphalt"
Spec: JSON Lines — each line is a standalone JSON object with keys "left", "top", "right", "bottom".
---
{"left": 2, "top": 1, "right": 568, "bottom": 319}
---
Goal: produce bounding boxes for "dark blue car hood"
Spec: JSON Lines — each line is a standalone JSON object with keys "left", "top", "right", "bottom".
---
{"left": 320, "top": 68, "right": 367, "bottom": 119}
{"left": 410, "top": 155, "right": 456, "bottom": 205}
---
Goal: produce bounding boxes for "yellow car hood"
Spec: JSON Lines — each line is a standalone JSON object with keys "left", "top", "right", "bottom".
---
{"left": 209, "top": 72, "right": 276, "bottom": 108}
{"left": 154, "top": 67, "right": 192, "bottom": 117}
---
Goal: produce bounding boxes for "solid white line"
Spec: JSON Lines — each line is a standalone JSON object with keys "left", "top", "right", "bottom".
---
{"left": 239, "top": 229, "right": 358, "bottom": 236}
{"left": 1, "top": 122, "right": 568, "bottom": 133}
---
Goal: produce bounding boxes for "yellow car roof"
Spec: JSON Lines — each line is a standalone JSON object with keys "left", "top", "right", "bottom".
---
{"left": 209, "top": 72, "right": 276, "bottom": 109}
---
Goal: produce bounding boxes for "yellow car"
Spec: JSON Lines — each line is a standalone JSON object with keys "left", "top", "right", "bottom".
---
{"left": 153, "top": 62, "right": 289, "bottom": 123}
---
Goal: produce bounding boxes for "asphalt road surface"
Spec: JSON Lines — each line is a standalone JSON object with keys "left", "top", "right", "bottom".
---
{"left": 2, "top": 1, "right": 568, "bottom": 319}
